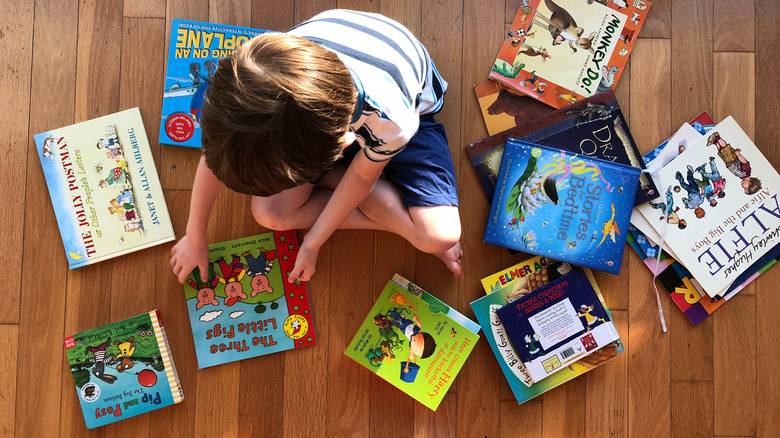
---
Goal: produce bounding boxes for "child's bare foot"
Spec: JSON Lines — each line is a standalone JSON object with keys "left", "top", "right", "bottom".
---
{"left": 434, "top": 241, "right": 463, "bottom": 277}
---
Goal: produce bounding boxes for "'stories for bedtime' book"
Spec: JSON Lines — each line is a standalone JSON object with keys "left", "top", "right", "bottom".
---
{"left": 485, "top": 139, "right": 639, "bottom": 274}
{"left": 64, "top": 310, "right": 183, "bottom": 429}
{"left": 474, "top": 79, "right": 553, "bottom": 136}
{"left": 160, "top": 19, "right": 269, "bottom": 148}
{"left": 183, "top": 231, "right": 316, "bottom": 368}
{"left": 35, "top": 108, "right": 175, "bottom": 269}
{"left": 490, "top": 0, "right": 651, "bottom": 109}
{"left": 495, "top": 268, "right": 620, "bottom": 383}
{"left": 345, "top": 274, "right": 480, "bottom": 411}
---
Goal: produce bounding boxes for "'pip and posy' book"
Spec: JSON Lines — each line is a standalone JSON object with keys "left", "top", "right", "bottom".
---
{"left": 64, "top": 310, "right": 183, "bottom": 429}
{"left": 35, "top": 108, "right": 175, "bottom": 269}
{"left": 183, "top": 231, "right": 316, "bottom": 368}
{"left": 344, "top": 274, "right": 480, "bottom": 411}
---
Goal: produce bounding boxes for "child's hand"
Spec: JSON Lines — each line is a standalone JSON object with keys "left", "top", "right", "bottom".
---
{"left": 288, "top": 241, "right": 320, "bottom": 283}
{"left": 170, "top": 235, "right": 210, "bottom": 284}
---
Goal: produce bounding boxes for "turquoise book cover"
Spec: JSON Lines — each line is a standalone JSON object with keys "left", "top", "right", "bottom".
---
{"left": 484, "top": 139, "right": 639, "bottom": 274}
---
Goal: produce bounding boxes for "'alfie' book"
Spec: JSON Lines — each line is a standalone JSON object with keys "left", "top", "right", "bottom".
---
{"left": 183, "top": 231, "right": 316, "bottom": 368}
{"left": 64, "top": 310, "right": 183, "bottom": 429}
{"left": 35, "top": 108, "right": 175, "bottom": 269}
{"left": 345, "top": 274, "right": 480, "bottom": 411}
{"left": 485, "top": 139, "right": 639, "bottom": 274}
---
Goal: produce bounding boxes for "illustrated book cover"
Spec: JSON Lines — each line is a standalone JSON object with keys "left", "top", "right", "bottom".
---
{"left": 468, "top": 90, "right": 656, "bottom": 206}
{"left": 183, "top": 231, "right": 316, "bottom": 368}
{"left": 474, "top": 79, "right": 553, "bottom": 136}
{"left": 494, "top": 268, "right": 620, "bottom": 383}
{"left": 489, "top": 0, "right": 651, "bottom": 109}
{"left": 64, "top": 310, "right": 184, "bottom": 429}
{"left": 34, "top": 107, "right": 175, "bottom": 269}
{"left": 160, "top": 19, "right": 270, "bottom": 148}
{"left": 484, "top": 139, "right": 640, "bottom": 274}
{"left": 471, "top": 256, "right": 623, "bottom": 403}
{"left": 344, "top": 274, "right": 480, "bottom": 411}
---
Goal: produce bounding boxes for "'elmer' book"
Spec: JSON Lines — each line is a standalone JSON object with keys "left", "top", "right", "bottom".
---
{"left": 160, "top": 19, "right": 270, "bottom": 148}
{"left": 345, "top": 274, "right": 480, "bottom": 411}
{"left": 183, "top": 231, "right": 316, "bottom": 368}
{"left": 34, "top": 108, "right": 175, "bottom": 269}
{"left": 485, "top": 139, "right": 639, "bottom": 274}
{"left": 489, "top": 0, "right": 651, "bottom": 109}
{"left": 64, "top": 310, "right": 184, "bottom": 429}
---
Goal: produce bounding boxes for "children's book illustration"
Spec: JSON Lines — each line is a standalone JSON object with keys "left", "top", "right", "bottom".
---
{"left": 474, "top": 80, "right": 554, "bottom": 136}
{"left": 183, "top": 231, "right": 316, "bottom": 368}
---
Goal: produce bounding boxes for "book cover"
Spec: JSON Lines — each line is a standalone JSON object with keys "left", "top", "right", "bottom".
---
{"left": 474, "top": 79, "right": 553, "bottom": 136}
{"left": 471, "top": 257, "right": 623, "bottom": 403}
{"left": 183, "top": 231, "right": 316, "bottom": 368}
{"left": 468, "top": 90, "right": 656, "bottom": 206}
{"left": 64, "top": 310, "right": 184, "bottom": 429}
{"left": 344, "top": 274, "right": 480, "bottom": 411}
{"left": 34, "top": 108, "right": 175, "bottom": 269}
{"left": 494, "top": 268, "right": 619, "bottom": 382}
{"left": 485, "top": 139, "right": 639, "bottom": 274}
{"left": 489, "top": 0, "right": 651, "bottom": 109}
{"left": 159, "top": 19, "right": 270, "bottom": 148}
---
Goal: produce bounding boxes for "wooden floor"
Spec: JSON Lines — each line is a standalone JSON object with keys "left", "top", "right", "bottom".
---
{"left": 4, "top": 0, "right": 779, "bottom": 437}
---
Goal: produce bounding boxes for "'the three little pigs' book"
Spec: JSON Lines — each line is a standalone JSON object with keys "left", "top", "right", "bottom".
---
{"left": 64, "top": 310, "right": 183, "bottom": 429}
{"left": 183, "top": 231, "right": 316, "bottom": 368}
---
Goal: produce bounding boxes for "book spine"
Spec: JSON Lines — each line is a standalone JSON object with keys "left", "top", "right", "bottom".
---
{"left": 150, "top": 310, "right": 184, "bottom": 403}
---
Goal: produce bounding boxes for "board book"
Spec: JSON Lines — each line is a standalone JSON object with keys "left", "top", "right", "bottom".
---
{"left": 160, "top": 19, "right": 270, "bottom": 148}
{"left": 489, "top": 0, "right": 651, "bottom": 109}
{"left": 344, "top": 274, "right": 480, "bottom": 411}
{"left": 34, "top": 108, "right": 175, "bottom": 269}
{"left": 64, "top": 310, "right": 183, "bottom": 429}
{"left": 484, "top": 139, "right": 639, "bottom": 274}
{"left": 183, "top": 231, "right": 316, "bottom": 368}
{"left": 474, "top": 79, "right": 553, "bottom": 136}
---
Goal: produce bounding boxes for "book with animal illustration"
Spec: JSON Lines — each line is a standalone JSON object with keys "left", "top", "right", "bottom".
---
{"left": 468, "top": 90, "right": 656, "bottom": 207}
{"left": 183, "top": 231, "right": 316, "bottom": 368}
{"left": 475, "top": 79, "right": 553, "bottom": 136}
{"left": 484, "top": 139, "right": 640, "bottom": 274}
{"left": 64, "top": 310, "right": 184, "bottom": 429}
{"left": 489, "top": 0, "right": 651, "bottom": 109}
{"left": 471, "top": 256, "right": 623, "bottom": 402}
{"left": 160, "top": 19, "right": 270, "bottom": 148}
{"left": 34, "top": 108, "right": 175, "bottom": 269}
{"left": 344, "top": 274, "right": 480, "bottom": 411}
{"left": 494, "top": 268, "right": 620, "bottom": 383}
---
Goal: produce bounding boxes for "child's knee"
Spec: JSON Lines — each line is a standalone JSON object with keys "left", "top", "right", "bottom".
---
{"left": 414, "top": 210, "right": 461, "bottom": 254}
{"left": 251, "top": 197, "right": 294, "bottom": 230}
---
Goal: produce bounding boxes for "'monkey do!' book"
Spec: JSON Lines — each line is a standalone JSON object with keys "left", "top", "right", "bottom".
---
{"left": 485, "top": 139, "right": 639, "bottom": 274}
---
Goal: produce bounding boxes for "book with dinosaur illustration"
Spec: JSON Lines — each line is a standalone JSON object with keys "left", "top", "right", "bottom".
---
{"left": 489, "top": 0, "right": 651, "bottom": 109}
{"left": 182, "top": 231, "right": 316, "bottom": 368}
{"left": 484, "top": 139, "right": 640, "bottom": 274}
{"left": 467, "top": 90, "right": 656, "bottom": 207}
{"left": 344, "top": 274, "right": 480, "bottom": 411}
{"left": 34, "top": 108, "right": 175, "bottom": 269}
{"left": 494, "top": 268, "right": 620, "bottom": 382}
{"left": 64, "top": 310, "right": 184, "bottom": 429}
{"left": 160, "top": 19, "right": 270, "bottom": 148}
{"left": 475, "top": 79, "right": 553, "bottom": 136}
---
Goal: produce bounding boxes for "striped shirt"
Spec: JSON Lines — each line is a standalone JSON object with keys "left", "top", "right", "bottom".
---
{"left": 288, "top": 10, "right": 447, "bottom": 162}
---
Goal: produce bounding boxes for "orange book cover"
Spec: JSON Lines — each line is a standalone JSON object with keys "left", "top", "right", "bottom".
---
{"left": 474, "top": 80, "right": 553, "bottom": 136}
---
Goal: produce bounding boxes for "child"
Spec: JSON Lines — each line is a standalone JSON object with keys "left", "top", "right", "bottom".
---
{"left": 170, "top": 10, "right": 462, "bottom": 284}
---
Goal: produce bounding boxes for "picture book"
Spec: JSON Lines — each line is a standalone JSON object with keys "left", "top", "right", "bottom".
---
{"left": 471, "top": 256, "right": 623, "bottom": 403}
{"left": 474, "top": 79, "right": 553, "bottom": 136}
{"left": 64, "top": 310, "right": 183, "bottom": 429}
{"left": 183, "top": 231, "right": 316, "bottom": 368}
{"left": 160, "top": 19, "right": 270, "bottom": 148}
{"left": 344, "top": 274, "right": 480, "bottom": 411}
{"left": 495, "top": 268, "right": 620, "bottom": 382}
{"left": 34, "top": 108, "right": 175, "bottom": 269}
{"left": 489, "top": 0, "right": 651, "bottom": 109}
{"left": 467, "top": 90, "right": 656, "bottom": 206}
{"left": 484, "top": 139, "right": 640, "bottom": 274}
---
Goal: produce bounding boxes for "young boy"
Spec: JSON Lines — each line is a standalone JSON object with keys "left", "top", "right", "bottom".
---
{"left": 170, "top": 10, "right": 462, "bottom": 284}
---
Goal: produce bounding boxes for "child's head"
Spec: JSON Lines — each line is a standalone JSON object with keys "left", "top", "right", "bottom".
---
{"left": 742, "top": 177, "right": 761, "bottom": 195}
{"left": 409, "top": 332, "right": 437, "bottom": 360}
{"left": 677, "top": 219, "right": 687, "bottom": 229}
{"left": 694, "top": 206, "right": 706, "bottom": 218}
{"left": 201, "top": 33, "right": 357, "bottom": 197}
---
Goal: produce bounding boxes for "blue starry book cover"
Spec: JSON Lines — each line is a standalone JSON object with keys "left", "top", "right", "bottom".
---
{"left": 484, "top": 139, "right": 640, "bottom": 275}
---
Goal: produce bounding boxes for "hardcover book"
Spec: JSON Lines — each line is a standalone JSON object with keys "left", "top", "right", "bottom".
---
{"left": 474, "top": 79, "right": 553, "bottom": 136}
{"left": 489, "top": 0, "right": 651, "bottom": 109}
{"left": 183, "top": 231, "right": 316, "bottom": 368}
{"left": 34, "top": 108, "right": 175, "bottom": 269}
{"left": 64, "top": 310, "right": 184, "bottom": 429}
{"left": 160, "top": 19, "right": 270, "bottom": 148}
{"left": 344, "top": 274, "right": 480, "bottom": 411}
{"left": 494, "top": 268, "right": 620, "bottom": 382}
{"left": 484, "top": 139, "right": 639, "bottom": 274}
